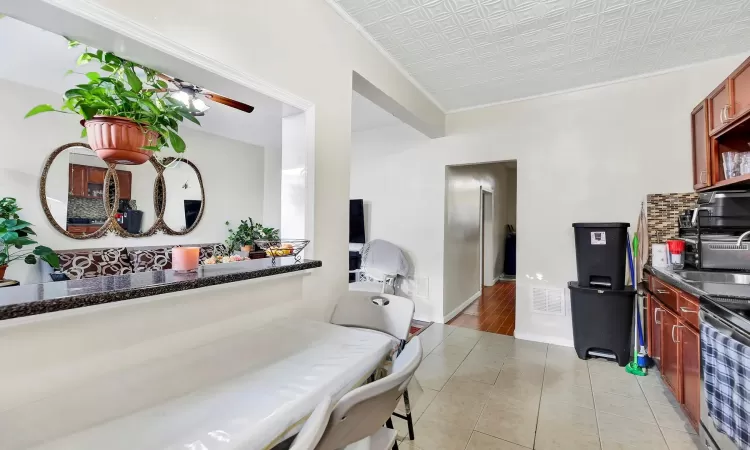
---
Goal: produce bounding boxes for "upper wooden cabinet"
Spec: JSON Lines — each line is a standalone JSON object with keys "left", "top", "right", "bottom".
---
{"left": 692, "top": 56, "right": 750, "bottom": 191}
{"left": 69, "top": 164, "right": 87, "bottom": 197}
{"left": 691, "top": 100, "right": 710, "bottom": 190}
{"left": 730, "top": 58, "right": 750, "bottom": 121}
{"left": 708, "top": 82, "right": 731, "bottom": 135}
{"left": 116, "top": 170, "right": 132, "bottom": 200}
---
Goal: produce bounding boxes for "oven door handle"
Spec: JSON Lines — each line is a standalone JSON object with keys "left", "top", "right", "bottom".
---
{"left": 701, "top": 307, "right": 750, "bottom": 347}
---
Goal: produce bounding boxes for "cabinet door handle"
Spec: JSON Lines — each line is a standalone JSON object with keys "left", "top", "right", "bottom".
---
{"left": 721, "top": 105, "right": 728, "bottom": 124}
{"left": 672, "top": 325, "right": 683, "bottom": 343}
{"left": 699, "top": 170, "right": 706, "bottom": 185}
{"left": 655, "top": 307, "right": 662, "bottom": 325}
{"left": 656, "top": 289, "right": 669, "bottom": 294}
{"left": 679, "top": 306, "right": 696, "bottom": 314}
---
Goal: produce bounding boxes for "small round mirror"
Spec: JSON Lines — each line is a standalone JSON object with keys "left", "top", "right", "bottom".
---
{"left": 162, "top": 159, "right": 204, "bottom": 234}
{"left": 107, "top": 159, "right": 160, "bottom": 236}
{"left": 41, "top": 144, "right": 109, "bottom": 238}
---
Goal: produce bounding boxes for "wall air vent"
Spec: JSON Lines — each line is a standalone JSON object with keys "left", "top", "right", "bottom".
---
{"left": 531, "top": 287, "right": 565, "bottom": 316}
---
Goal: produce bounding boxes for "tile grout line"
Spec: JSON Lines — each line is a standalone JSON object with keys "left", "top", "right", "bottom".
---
{"left": 531, "top": 344, "right": 550, "bottom": 450}
{"left": 588, "top": 361, "right": 606, "bottom": 450}
{"left": 638, "top": 371, "right": 672, "bottom": 448}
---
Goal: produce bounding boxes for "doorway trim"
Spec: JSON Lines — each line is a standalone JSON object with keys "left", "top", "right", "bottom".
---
{"left": 479, "top": 186, "right": 494, "bottom": 290}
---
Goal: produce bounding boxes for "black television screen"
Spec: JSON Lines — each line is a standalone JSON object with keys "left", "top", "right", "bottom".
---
{"left": 184, "top": 200, "right": 202, "bottom": 229}
{"left": 350, "top": 199, "right": 365, "bottom": 244}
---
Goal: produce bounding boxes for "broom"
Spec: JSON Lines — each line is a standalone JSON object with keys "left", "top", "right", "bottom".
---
{"left": 625, "top": 231, "right": 648, "bottom": 376}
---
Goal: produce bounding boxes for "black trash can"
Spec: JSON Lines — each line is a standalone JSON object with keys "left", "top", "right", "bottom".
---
{"left": 569, "top": 282, "right": 634, "bottom": 366}
{"left": 572, "top": 223, "right": 629, "bottom": 289}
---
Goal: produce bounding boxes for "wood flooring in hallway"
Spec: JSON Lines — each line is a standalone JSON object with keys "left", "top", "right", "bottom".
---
{"left": 448, "top": 281, "right": 516, "bottom": 336}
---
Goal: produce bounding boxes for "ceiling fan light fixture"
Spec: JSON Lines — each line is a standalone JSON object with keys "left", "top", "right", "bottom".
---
{"left": 169, "top": 88, "right": 210, "bottom": 116}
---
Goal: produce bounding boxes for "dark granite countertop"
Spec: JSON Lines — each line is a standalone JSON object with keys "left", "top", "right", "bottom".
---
{"left": 0, "top": 258, "right": 322, "bottom": 321}
{"left": 645, "top": 265, "right": 750, "bottom": 334}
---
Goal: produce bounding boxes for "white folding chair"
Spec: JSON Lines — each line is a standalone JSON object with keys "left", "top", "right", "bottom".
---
{"left": 330, "top": 290, "right": 417, "bottom": 441}
{"left": 315, "top": 337, "right": 423, "bottom": 450}
{"left": 350, "top": 240, "right": 410, "bottom": 295}
{"left": 290, "top": 396, "right": 334, "bottom": 450}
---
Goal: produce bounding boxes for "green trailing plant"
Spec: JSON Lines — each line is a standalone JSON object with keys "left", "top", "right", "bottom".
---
{"left": 0, "top": 198, "right": 59, "bottom": 269}
{"left": 24, "top": 40, "right": 199, "bottom": 153}
{"left": 225, "top": 218, "right": 280, "bottom": 253}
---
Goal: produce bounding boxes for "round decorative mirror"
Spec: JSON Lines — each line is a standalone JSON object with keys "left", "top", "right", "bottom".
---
{"left": 161, "top": 158, "right": 205, "bottom": 235}
{"left": 40, "top": 145, "right": 204, "bottom": 238}
{"left": 40, "top": 143, "right": 110, "bottom": 239}
{"left": 105, "top": 159, "right": 161, "bottom": 237}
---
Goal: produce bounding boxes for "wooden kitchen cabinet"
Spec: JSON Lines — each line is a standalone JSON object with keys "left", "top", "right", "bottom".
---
{"left": 69, "top": 164, "right": 87, "bottom": 197}
{"left": 680, "top": 324, "right": 700, "bottom": 428}
{"left": 730, "top": 58, "right": 750, "bottom": 121}
{"left": 87, "top": 167, "right": 105, "bottom": 184}
{"left": 708, "top": 82, "right": 731, "bottom": 135}
{"left": 691, "top": 100, "right": 710, "bottom": 189}
{"left": 660, "top": 306, "right": 682, "bottom": 402}
{"left": 116, "top": 170, "right": 132, "bottom": 200}
{"left": 648, "top": 294, "right": 663, "bottom": 368}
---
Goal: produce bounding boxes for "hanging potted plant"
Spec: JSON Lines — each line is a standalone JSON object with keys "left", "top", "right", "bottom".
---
{"left": 25, "top": 41, "right": 199, "bottom": 165}
{"left": 0, "top": 198, "right": 59, "bottom": 280}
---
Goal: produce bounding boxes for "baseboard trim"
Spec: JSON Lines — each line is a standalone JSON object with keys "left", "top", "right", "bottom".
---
{"left": 513, "top": 331, "right": 574, "bottom": 348}
{"left": 443, "top": 291, "right": 481, "bottom": 323}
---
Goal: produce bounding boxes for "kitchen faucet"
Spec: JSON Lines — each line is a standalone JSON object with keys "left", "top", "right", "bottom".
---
{"left": 737, "top": 230, "right": 750, "bottom": 247}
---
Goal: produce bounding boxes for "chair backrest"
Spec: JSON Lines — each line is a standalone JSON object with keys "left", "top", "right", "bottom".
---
{"left": 315, "top": 337, "right": 422, "bottom": 450}
{"left": 331, "top": 290, "right": 415, "bottom": 341}
{"left": 290, "top": 396, "right": 333, "bottom": 450}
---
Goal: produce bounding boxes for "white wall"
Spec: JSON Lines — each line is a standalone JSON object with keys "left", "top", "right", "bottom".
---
{"left": 0, "top": 78, "right": 266, "bottom": 283}
{"left": 351, "top": 54, "right": 746, "bottom": 344}
{"left": 263, "top": 146, "right": 282, "bottom": 229}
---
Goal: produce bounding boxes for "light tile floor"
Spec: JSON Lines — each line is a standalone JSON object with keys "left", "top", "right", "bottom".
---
{"left": 395, "top": 324, "right": 700, "bottom": 450}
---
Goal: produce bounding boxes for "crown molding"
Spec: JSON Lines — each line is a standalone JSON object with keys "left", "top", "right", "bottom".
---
{"left": 447, "top": 52, "right": 750, "bottom": 114}
{"left": 323, "top": 0, "right": 446, "bottom": 114}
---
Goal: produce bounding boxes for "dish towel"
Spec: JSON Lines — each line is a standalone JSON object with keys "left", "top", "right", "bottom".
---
{"left": 702, "top": 321, "right": 750, "bottom": 449}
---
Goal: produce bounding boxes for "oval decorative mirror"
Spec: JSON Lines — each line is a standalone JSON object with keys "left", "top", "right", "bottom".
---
{"left": 40, "top": 143, "right": 111, "bottom": 239}
{"left": 105, "top": 159, "right": 161, "bottom": 237}
{"left": 40, "top": 144, "right": 205, "bottom": 238}
{"left": 161, "top": 158, "right": 205, "bottom": 235}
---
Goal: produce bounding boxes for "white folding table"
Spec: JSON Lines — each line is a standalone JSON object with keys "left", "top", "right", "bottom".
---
{"left": 15, "top": 320, "right": 393, "bottom": 450}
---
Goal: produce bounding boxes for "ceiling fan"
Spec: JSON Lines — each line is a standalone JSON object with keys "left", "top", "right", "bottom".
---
{"left": 157, "top": 74, "right": 255, "bottom": 116}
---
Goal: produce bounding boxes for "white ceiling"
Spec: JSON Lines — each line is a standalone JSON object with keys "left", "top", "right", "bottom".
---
{"left": 331, "top": 0, "right": 750, "bottom": 111}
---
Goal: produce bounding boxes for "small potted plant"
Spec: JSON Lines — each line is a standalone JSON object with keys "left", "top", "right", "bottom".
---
{"left": 0, "top": 198, "right": 60, "bottom": 280}
{"left": 225, "top": 218, "right": 279, "bottom": 253}
{"left": 25, "top": 41, "right": 199, "bottom": 165}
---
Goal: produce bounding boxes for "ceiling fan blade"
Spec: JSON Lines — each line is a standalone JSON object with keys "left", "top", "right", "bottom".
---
{"left": 203, "top": 93, "right": 255, "bottom": 114}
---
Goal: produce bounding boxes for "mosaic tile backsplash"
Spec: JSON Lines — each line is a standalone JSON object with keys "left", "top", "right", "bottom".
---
{"left": 646, "top": 192, "right": 698, "bottom": 261}
{"left": 67, "top": 198, "right": 106, "bottom": 220}
{"left": 67, "top": 198, "right": 138, "bottom": 221}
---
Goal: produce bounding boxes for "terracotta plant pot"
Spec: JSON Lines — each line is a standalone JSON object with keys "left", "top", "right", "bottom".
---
{"left": 85, "top": 116, "right": 160, "bottom": 165}
{"left": 241, "top": 245, "right": 252, "bottom": 253}
{"left": 0, "top": 265, "right": 6, "bottom": 280}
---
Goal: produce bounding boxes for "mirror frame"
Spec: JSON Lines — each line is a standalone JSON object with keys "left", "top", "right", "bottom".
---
{"left": 39, "top": 143, "right": 206, "bottom": 239}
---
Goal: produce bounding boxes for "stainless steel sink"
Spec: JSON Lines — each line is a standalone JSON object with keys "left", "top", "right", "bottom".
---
{"left": 673, "top": 270, "right": 750, "bottom": 284}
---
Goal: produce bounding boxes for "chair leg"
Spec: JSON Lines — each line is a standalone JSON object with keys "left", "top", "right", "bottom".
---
{"left": 385, "top": 418, "right": 399, "bottom": 450}
{"left": 403, "top": 390, "right": 415, "bottom": 440}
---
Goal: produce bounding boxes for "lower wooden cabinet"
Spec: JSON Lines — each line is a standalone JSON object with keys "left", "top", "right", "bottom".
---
{"left": 660, "top": 306, "right": 682, "bottom": 401}
{"left": 647, "top": 278, "right": 701, "bottom": 432}
{"left": 680, "top": 324, "right": 701, "bottom": 428}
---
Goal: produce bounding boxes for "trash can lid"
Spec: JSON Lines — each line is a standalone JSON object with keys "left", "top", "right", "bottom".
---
{"left": 568, "top": 281, "right": 636, "bottom": 294}
{"left": 572, "top": 223, "right": 630, "bottom": 228}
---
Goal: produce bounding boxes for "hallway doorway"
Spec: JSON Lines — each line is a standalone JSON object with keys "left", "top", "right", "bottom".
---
{"left": 448, "top": 281, "right": 516, "bottom": 335}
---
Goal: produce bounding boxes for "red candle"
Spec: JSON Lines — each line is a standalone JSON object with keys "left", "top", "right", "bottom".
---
{"left": 172, "top": 247, "right": 200, "bottom": 272}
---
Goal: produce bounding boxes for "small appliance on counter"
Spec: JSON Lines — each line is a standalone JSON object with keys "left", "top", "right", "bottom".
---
{"left": 116, "top": 200, "right": 143, "bottom": 234}
{"left": 679, "top": 191, "right": 750, "bottom": 271}
{"left": 569, "top": 223, "right": 635, "bottom": 367}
